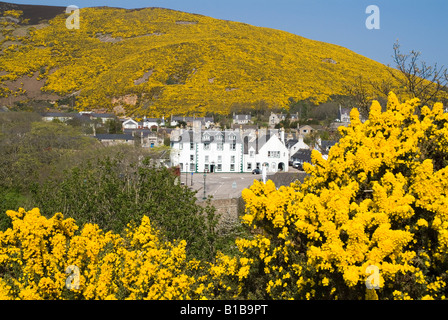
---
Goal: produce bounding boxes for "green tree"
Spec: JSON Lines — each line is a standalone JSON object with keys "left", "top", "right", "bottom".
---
{"left": 34, "top": 152, "right": 222, "bottom": 261}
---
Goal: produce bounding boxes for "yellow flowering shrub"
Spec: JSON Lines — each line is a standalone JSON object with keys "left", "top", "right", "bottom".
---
{"left": 0, "top": 208, "right": 215, "bottom": 300}
{"left": 3, "top": 93, "right": 448, "bottom": 300}
{"left": 233, "top": 93, "right": 448, "bottom": 300}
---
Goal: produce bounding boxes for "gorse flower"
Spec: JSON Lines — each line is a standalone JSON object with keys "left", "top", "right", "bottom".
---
{"left": 1, "top": 93, "right": 448, "bottom": 300}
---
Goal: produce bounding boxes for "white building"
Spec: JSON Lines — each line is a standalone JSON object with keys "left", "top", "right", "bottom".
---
{"left": 122, "top": 119, "right": 139, "bottom": 130}
{"left": 170, "top": 126, "right": 289, "bottom": 174}
{"left": 243, "top": 129, "right": 289, "bottom": 173}
{"left": 288, "top": 135, "right": 310, "bottom": 161}
{"left": 233, "top": 114, "right": 252, "bottom": 125}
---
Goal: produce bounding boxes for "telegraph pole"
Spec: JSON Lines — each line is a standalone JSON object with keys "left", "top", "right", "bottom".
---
{"left": 203, "top": 170, "right": 207, "bottom": 200}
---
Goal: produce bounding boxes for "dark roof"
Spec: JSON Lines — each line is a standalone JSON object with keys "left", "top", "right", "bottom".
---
{"left": 172, "top": 116, "right": 213, "bottom": 123}
{"left": 91, "top": 113, "right": 116, "bottom": 118}
{"left": 285, "top": 139, "right": 298, "bottom": 148}
{"left": 143, "top": 118, "right": 163, "bottom": 122}
{"left": 41, "top": 112, "right": 79, "bottom": 117}
{"left": 95, "top": 134, "right": 134, "bottom": 141}
{"left": 243, "top": 133, "right": 274, "bottom": 154}
{"left": 174, "top": 129, "right": 242, "bottom": 143}
{"left": 268, "top": 172, "right": 309, "bottom": 187}
{"left": 291, "top": 149, "right": 312, "bottom": 163}
{"left": 321, "top": 140, "right": 338, "bottom": 154}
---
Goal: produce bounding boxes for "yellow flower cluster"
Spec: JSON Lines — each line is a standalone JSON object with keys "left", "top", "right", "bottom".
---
{"left": 2, "top": 93, "right": 448, "bottom": 300}
{"left": 0, "top": 209, "right": 182, "bottom": 299}
{"left": 0, "top": 208, "right": 254, "bottom": 300}
{"left": 236, "top": 93, "right": 448, "bottom": 300}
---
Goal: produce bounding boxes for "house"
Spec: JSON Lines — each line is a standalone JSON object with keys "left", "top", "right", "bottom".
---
{"left": 141, "top": 117, "right": 165, "bottom": 129}
{"left": 288, "top": 136, "right": 310, "bottom": 161}
{"left": 291, "top": 149, "right": 312, "bottom": 165}
{"left": 319, "top": 140, "right": 338, "bottom": 155}
{"left": 79, "top": 112, "right": 116, "bottom": 124}
{"left": 122, "top": 119, "right": 139, "bottom": 130}
{"left": 41, "top": 112, "right": 79, "bottom": 122}
{"left": 243, "top": 129, "right": 289, "bottom": 173}
{"left": 170, "top": 127, "right": 289, "bottom": 173}
{"left": 233, "top": 114, "right": 252, "bottom": 125}
{"left": 338, "top": 105, "right": 351, "bottom": 123}
{"left": 124, "top": 128, "right": 164, "bottom": 148}
{"left": 170, "top": 116, "right": 214, "bottom": 128}
{"left": 94, "top": 133, "right": 134, "bottom": 146}
{"left": 170, "top": 128, "right": 244, "bottom": 173}
{"left": 269, "top": 112, "right": 299, "bottom": 127}
{"left": 297, "top": 125, "right": 318, "bottom": 136}
{"left": 269, "top": 112, "right": 285, "bottom": 127}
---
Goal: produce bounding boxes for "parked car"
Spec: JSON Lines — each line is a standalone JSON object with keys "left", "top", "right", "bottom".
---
{"left": 292, "top": 161, "right": 303, "bottom": 170}
{"left": 252, "top": 168, "right": 261, "bottom": 174}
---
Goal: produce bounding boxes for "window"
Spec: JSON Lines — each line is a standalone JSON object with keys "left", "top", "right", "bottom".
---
{"left": 229, "top": 134, "right": 236, "bottom": 140}
{"left": 216, "top": 133, "right": 223, "bottom": 141}
{"left": 179, "top": 163, "right": 183, "bottom": 171}
{"left": 217, "top": 143, "right": 223, "bottom": 151}
{"left": 268, "top": 151, "right": 280, "bottom": 158}
{"left": 190, "top": 155, "right": 194, "bottom": 161}
{"left": 247, "top": 163, "right": 252, "bottom": 170}
{"left": 230, "top": 164, "right": 235, "bottom": 171}
{"left": 218, "top": 155, "right": 222, "bottom": 163}
{"left": 217, "top": 164, "right": 222, "bottom": 171}
{"left": 230, "top": 142, "right": 236, "bottom": 151}
{"left": 204, "top": 143, "right": 210, "bottom": 150}
{"left": 190, "top": 142, "right": 194, "bottom": 150}
{"left": 190, "top": 163, "right": 195, "bottom": 171}
{"left": 205, "top": 164, "right": 209, "bottom": 171}
{"left": 231, "top": 155, "right": 235, "bottom": 163}
{"left": 249, "top": 150, "right": 255, "bottom": 158}
{"left": 203, "top": 133, "right": 210, "bottom": 141}
{"left": 205, "top": 155, "right": 209, "bottom": 163}
{"left": 179, "top": 143, "right": 183, "bottom": 150}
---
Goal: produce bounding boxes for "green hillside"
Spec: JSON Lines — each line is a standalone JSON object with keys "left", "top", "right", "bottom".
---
{"left": 0, "top": 5, "right": 394, "bottom": 117}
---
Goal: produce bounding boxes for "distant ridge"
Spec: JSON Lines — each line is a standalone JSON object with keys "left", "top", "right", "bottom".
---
{"left": 0, "top": 2, "right": 395, "bottom": 117}
{"left": 0, "top": 1, "right": 66, "bottom": 24}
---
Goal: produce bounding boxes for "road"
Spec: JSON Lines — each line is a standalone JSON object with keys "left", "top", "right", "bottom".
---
{"left": 180, "top": 172, "right": 263, "bottom": 200}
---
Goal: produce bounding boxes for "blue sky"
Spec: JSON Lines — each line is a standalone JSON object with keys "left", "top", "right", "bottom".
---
{"left": 9, "top": 0, "right": 448, "bottom": 67}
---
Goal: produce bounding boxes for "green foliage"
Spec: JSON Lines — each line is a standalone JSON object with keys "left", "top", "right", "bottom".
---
{"left": 34, "top": 153, "right": 222, "bottom": 261}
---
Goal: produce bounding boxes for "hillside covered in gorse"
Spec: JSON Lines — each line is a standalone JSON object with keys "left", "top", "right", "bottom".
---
{"left": 0, "top": 4, "right": 394, "bottom": 117}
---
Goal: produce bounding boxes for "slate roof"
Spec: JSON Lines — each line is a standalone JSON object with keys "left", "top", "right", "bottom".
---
{"left": 95, "top": 134, "right": 134, "bottom": 141}
{"left": 291, "top": 148, "right": 312, "bottom": 163}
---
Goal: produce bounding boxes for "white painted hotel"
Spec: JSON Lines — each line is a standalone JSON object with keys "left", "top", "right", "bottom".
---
{"left": 170, "top": 122, "right": 289, "bottom": 173}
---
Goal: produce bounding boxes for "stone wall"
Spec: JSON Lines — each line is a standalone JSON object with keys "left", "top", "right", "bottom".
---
{"left": 198, "top": 197, "right": 245, "bottom": 227}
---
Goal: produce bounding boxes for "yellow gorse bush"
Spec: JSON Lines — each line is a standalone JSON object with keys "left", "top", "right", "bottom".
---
{"left": 0, "top": 207, "right": 253, "bottom": 300}
{"left": 2, "top": 93, "right": 448, "bottom": 300}
{"left": 234, "top": 92, "right": 448, "bottom": 300}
